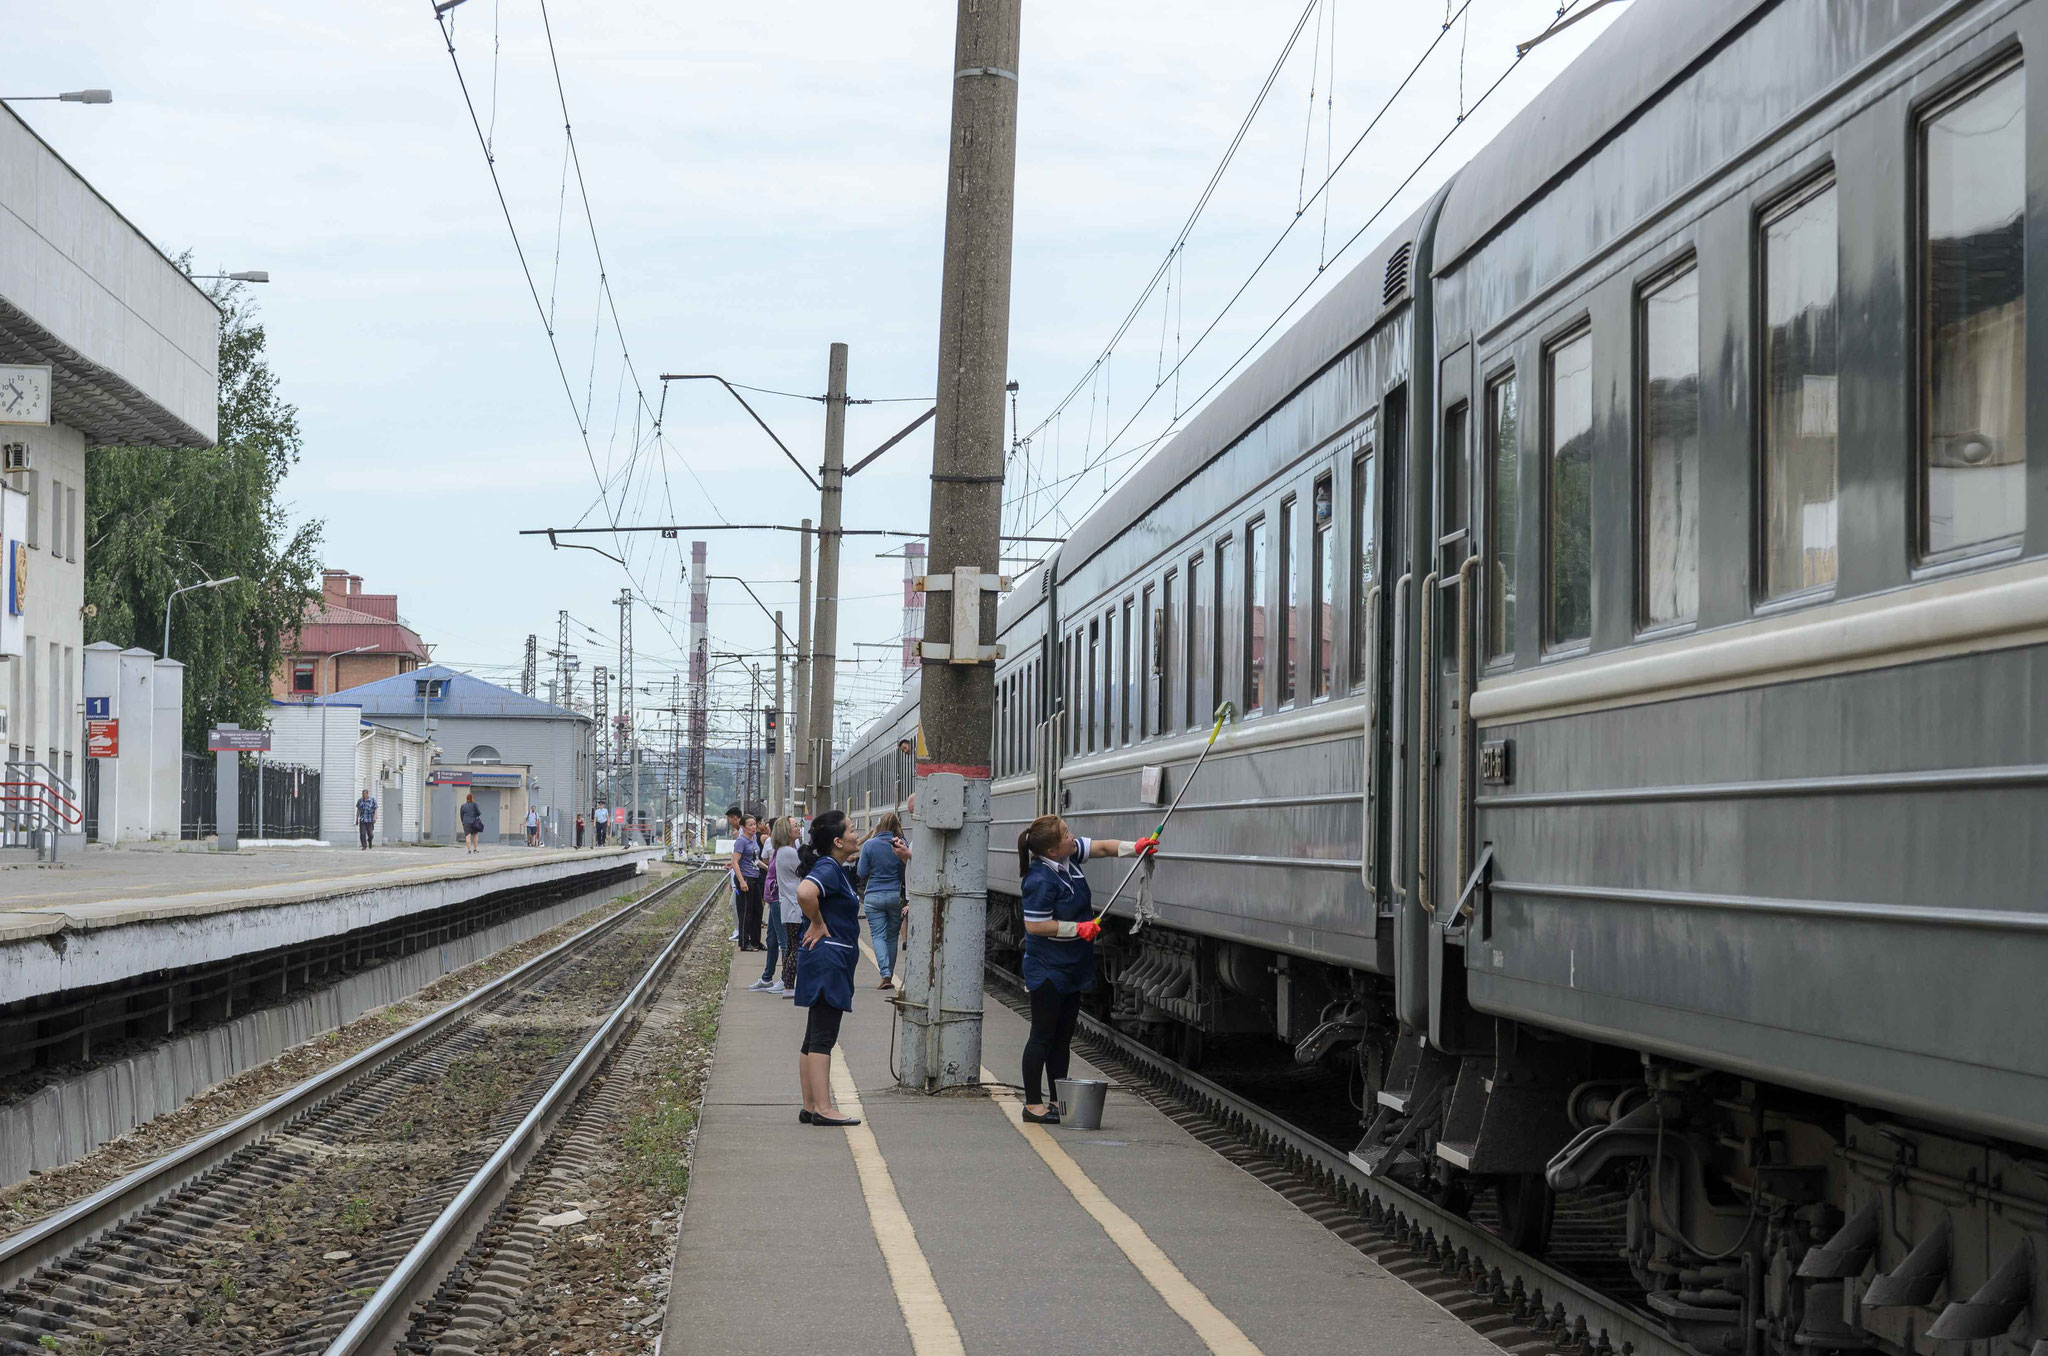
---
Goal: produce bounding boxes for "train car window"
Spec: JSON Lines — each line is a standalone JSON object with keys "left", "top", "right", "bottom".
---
{"left": 1120, "top": 598, "right": 1134, "bottom": 744}
{"left": 1760, "top": 178, "right": 1840, "bottom": 599}
{"left": 1441, "top": 403, "right": 1470, "bottom": 669}
{"left": 1163, "top": 577, "right": 1179, "bottom": 737}
{"left": 1140, "top": 583, "right": 1156, "bottom": 739}
{"left": 1545, "top": 329, "right": 1594, "bottom": 647}
{"left": 1187, "top": 552, "right": 1206, "bottom": 727}
{"left": 1641, "top": 264, "right": 1701, "bottom": 626}
{"left": 1087, "top": 619, "right": 1099, "bottom": 753}
{"left": 1279, "top": 497, "right": 1298, "bottom": 704}
{"left": 1215, "top": 536, "right": 1235, "bottom": 714}
{"left": 1921, "top": 63, "right": 2025, "bottom": 558}
{"left": 1312, "top": 478, "right": 1334, "bottom": 699}
{"left": 1486, "top": 374, "right": 1519, "bottom": 660}
{"left": 1246, "top": 518, "right": 1268, "bottom": 712}
{"left": 1351, "top": 448, "right": 1377, "bottom": 685}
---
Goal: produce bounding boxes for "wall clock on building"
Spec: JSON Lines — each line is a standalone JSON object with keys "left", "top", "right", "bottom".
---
{"left": 0, "top": 365, "right": 53, "bottom": 426}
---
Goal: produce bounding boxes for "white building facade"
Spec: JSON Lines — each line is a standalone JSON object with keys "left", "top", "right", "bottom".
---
{"left": 0, "top": 103, "right": 218, "bottom": 805}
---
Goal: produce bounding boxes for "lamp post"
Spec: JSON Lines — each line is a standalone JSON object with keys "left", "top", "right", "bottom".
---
{"left": 162, "top": 576, "right": 239, "bottom": 661}
{"left": 1, "top": 90, "right": 111, "bottom": 104}
{"left": 189, "top": 271, "right": 270, "bottom": 283}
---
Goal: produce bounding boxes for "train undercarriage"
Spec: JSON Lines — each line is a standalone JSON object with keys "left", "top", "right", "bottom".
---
{"left": 988, "top": 894, "right": 2048, "bottom": 1356}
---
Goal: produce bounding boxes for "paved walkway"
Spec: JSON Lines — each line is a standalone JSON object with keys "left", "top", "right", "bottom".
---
{"left": 667, "top": 943, "right": 1493, "bottom": 1355}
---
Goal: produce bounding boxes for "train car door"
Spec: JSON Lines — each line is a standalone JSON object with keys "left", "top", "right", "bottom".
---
{"left": 1350, "top": 407, "right": 1393, "bottom": 948}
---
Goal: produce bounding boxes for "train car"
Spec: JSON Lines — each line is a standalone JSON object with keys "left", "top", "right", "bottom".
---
{"left": 836, "top": 3, "right": 2048, "bottom": 1351}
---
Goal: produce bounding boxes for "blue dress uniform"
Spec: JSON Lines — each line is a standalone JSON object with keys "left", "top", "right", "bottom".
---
{"left": 1021, "top": 837, "right": 1097, "bottom": 993}
{"left": 793, "top": 855, "right": 862, "bottom": 1011}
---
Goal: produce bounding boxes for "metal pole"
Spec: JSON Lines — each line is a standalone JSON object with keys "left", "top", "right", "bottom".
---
{"left": 773, "top": 610, "right": 786, "bottom": 818}
{"left": 900, "top": 0, "right": 1021, "bottom": 1092}
{"left": 793, "top": 517, "right": 813, "bottom": 817}
{"left": 805, "top": 347, "right": 848, "bottom": 814}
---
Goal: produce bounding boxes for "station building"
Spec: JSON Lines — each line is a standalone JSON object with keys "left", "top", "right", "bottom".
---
{"left": 0, "top": 104, "right": 218, "bottom": 799}
{"left": 311, "top": 664, "right": 591, "bottom": 846}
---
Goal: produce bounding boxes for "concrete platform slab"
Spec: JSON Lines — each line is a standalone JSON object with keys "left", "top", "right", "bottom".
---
{"left": 0, "top": 846, "right": 657, "bottom": 1005}
{"left": 667, "top": 946, "right": 1495, "bottom": 1355}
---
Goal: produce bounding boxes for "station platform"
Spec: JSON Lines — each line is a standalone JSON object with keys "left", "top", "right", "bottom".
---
{"left": 670, "top": 943, "right": 1493, "bottom": 1355}
{"left": 0, "top": 844, "right": 656, "bottom": 1003}
{"left": 0, "top": 845, "right": 659, "bottom": 1186}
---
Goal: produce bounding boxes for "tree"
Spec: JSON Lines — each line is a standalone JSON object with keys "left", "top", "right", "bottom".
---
{"left": 84, "top": 271, "right": 323, "bottom": 748}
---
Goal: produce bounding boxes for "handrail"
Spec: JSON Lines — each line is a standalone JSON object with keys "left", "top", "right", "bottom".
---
{"left": 1360, "top": 584, "right": 1382, "bottom": 894}
{"left": 1454, "top": 554, "right": 1481, "bottom": 917}
{"left": 1388, "top": 572, "right": 1412, "bottom": 907}
{"left": 0, "top": 781, "right": 84, "bottom": 825}
{"left": 1416, "top": 570, "right": 1439, "bottom": 915}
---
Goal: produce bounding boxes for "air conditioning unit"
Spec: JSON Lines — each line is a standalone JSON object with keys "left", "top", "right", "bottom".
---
{"left": 2, "top": 444, "right": 28, "bottom": 474}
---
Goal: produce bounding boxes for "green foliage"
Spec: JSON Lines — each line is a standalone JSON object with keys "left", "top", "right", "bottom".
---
{"left": 83, "top": 268, "right": 322, "bottom": 749}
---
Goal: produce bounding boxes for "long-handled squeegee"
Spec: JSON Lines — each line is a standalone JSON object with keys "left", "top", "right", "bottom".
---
{"left": 1092, "top": 701, "right": 1235, "bottom": 935}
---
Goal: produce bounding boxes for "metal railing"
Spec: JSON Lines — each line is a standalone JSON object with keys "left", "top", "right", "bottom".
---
{"left": 181, "top": 752, "right": 323, "bottom": 841}
{"left": 1, "top": 760, "right": 82, "bottom": 858}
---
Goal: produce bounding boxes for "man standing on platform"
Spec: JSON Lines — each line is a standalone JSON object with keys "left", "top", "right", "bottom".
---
{"left": 355, "top": 789, "right": 377, "bottom": 851}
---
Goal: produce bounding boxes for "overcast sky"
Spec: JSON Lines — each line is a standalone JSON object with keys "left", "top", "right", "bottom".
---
{"left": 16, "top": 0, "right": 1618, "bottom": 745}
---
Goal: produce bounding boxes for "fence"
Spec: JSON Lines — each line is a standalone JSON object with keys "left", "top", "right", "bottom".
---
{"left": 181, "top": 753, "right": 323, "bottom": 841}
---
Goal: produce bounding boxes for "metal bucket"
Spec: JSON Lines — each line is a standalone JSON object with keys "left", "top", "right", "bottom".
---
{"left": 1055, "top": 1078, "right": 1108, "bottom": 1131}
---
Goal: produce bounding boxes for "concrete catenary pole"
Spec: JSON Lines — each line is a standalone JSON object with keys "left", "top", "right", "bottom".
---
{"left": 805, "top": 348, "right": 848, "bottom": 814}
{"left": 793, "top": 517, "right": 813, "bottom": 817}
{"left": 617, "top": 589, "right": 636, "bottom": 845}
{"left": 899, "top": 0, "right": 1021, "bottom": 1092}
{"left": 772, "top": 609, "right": 786, "bottom": 818}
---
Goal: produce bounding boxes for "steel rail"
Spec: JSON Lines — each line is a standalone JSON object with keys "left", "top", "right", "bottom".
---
{"left": 987, "top": 964, "right": 1685, "bottom": 1356}
{"left": 323, "top": 871, "right": 724, "bottom": 1354}
{"left": 0, "top": 868, "right": 704, "bottom": 1293}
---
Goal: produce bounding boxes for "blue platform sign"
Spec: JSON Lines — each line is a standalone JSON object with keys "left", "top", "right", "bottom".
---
{"left": 86, "top": 696, "right": 110, "bottom": 719}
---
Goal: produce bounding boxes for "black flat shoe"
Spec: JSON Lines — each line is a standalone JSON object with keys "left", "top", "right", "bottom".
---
{"left": 810, "top": 1113, "right": 861, "bottom": 1127}
{"left": 798, "top": 1109, "right": 814, "bottom": 1124}
{"left": 1021, "top": 1106, "right": 1060, "bottom": 1125}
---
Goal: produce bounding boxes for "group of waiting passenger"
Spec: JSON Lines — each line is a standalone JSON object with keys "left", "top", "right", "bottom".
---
{"left": 721, "top": 801, "right": 1158, "bottom": 1128}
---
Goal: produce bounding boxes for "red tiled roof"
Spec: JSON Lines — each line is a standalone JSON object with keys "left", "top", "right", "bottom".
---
{"left": 290, "top": 598, "right": 429, "bottom": 660}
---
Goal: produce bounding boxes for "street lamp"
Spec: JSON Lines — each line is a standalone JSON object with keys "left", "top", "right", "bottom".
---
{"left": 189, "top": 271, "right": 270, "bottom": 283}
{"left": 2, "top": 90, "right": 112, "bottom": 104}
{"left": 162, "top": 575, "right": 239, "bottom": 660}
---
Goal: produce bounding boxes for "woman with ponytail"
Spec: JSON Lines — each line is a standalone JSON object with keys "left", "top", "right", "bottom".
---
{"left": 1015, "top": 814, "right": 1158, "bottom": 1124}
{"left": 791, "top": 809, "right": 865, "bottom": 1126}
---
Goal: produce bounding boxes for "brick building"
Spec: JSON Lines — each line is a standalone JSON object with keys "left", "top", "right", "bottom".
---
{"left": 273, "top": 568, "right": 429, "bottom": 699}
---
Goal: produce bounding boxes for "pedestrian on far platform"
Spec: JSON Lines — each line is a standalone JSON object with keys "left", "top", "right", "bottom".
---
{"left": 1015, "top": 813, "right": 1158, "bottom": 1124}
{"left": 856, "top": 812, "right": 913, "bottom": 991}
{"left": 792, "top": 809, "right": 862, "bottom": 1127}
{"left": 524, "top": 806, "right": 541, "bottom": 847}
{"left": 355, "top": 789, "right": 377, "bottom": 851}
{"left": 594, "top": 808, "right": 608, "bottom": 848}
{"left": 459, "top": 792, "right": 484, "bottom": 853}
{"left": 575, "top": 812, "right": 586, "bottom": 848}
{"left": 731, "top": 809, "right": 765, "bottom": 950}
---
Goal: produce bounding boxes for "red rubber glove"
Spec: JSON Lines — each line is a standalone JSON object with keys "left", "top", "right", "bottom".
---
{"left": 1076, "top": 919, "right": 1102, "bottom": 942}
{"left": 1133, "top": 834, "right": 1161, "bottom": 859}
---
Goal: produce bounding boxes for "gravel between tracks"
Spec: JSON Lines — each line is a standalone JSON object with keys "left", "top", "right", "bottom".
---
{"left": 0, "top": 881, "right": 665, "bottom": 1239}
{"left": 408, "top": 901, "right": 730, "bottom": 1356}
{"left": 0, "top": 878, "right": 709, "bottom": 1355}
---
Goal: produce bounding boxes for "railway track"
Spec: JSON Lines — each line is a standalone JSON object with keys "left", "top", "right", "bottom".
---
{"left": 987, "top": 965, "right": 1684, "bottom": 1356}
{"left": 0, "top": 868, "right": 724, "bottom": 1356}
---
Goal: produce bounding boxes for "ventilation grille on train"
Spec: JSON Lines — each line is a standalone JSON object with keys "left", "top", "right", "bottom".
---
{"left": 1383, "top": 241, "right": 1412, "bottom": 305}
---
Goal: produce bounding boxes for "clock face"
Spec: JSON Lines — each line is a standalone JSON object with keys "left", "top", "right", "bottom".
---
{"left": 0, "top": 366, "right": 52, "bottom": 426}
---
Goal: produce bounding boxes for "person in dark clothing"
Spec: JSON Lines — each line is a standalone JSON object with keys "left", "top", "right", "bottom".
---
{"left": 355, "top": 790, "right": 377, "bottom": 850}
{"left": 1015, "top": 813, "right": 1157, "bottom": 1123}
{"left": 575, "top": 812, "right": 586, "bottom": 848}
{"left": 731, "top": 812, "right": 766, "bottom": 949}
{"left": 792, "top": 810, "right": 863, "bottom": 1127}
{"left": 458, "top": 792, "right": 484, "bottom": 853}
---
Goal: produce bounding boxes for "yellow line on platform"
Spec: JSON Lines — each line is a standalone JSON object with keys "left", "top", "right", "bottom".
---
{"left": 831, "top": 1047, "right": 964, "bottom": 1356}
{"left": 982, "top": 1065, "right": 1265, "bottom": 1356}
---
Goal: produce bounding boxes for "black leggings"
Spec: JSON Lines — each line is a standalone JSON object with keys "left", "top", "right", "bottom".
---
{"left": 801, "top": 1000, "right": 845, "bottom": 1056}
{"left": 1021, "top": 986, "right": 1083, "bottom": 1105}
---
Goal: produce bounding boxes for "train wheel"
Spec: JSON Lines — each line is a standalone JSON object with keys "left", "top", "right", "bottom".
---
{"left": 1494, "top": 1173, "right": 1555, "bottom": 1254}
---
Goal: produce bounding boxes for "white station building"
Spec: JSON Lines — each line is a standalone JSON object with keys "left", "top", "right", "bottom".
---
{"left": 0, "top": 103, "right": 219, "bottom": 807}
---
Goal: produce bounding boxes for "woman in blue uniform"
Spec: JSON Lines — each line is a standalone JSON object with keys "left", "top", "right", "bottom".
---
{"left": 793, "top": 809, "right": 882, "bottom": 1127}
{"left": 1016, "top": 813, "right": 1157, "bottom": 1124}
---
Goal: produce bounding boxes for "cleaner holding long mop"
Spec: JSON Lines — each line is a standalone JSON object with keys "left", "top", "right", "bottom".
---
{"left": 1014, "top": 703, "right": 1233, "bottom": 1124}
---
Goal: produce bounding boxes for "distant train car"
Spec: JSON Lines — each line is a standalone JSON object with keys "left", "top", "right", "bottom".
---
{"left": 836, "top": 4, "right": 2048, "bottom": 1352}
